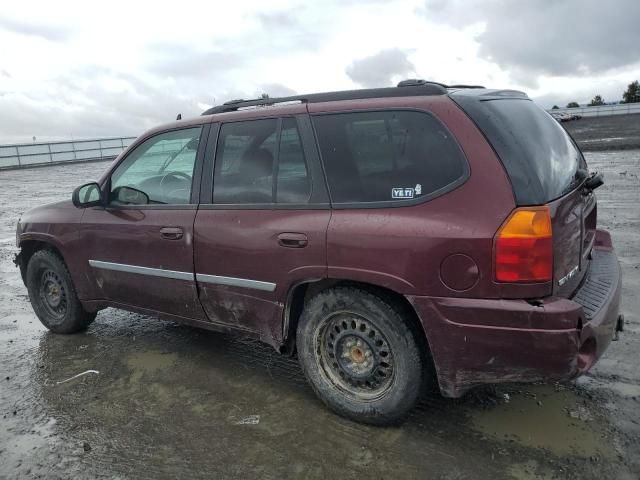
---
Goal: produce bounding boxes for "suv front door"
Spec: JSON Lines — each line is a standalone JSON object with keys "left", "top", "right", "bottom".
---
{"left": 193, "top": 114, "right": 330, "bottom": 345}
{"left": 80, "top": 124, "right": 210, "bottom": 320}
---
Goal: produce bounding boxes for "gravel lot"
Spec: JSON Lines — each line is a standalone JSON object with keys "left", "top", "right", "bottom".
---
{"left": 0, "top": 129, "right": 639, "bottom": 479}
{"left": 565, "top": 113, "right": 640, "bottom": 151}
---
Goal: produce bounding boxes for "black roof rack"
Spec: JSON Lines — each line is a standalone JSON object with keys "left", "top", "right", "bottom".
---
{"left": 201, "top": 81, "right": 449, "bottom": 115}
{"left": 397, "top": 79, "right": 446, "bottom": 88}
{"left": 447, "top": 84, "right": 486, "bottom": 89}
{"left": 396, "top": 79, "right": 485, "bottom": 89}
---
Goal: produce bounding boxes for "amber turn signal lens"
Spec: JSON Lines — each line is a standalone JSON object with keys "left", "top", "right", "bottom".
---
{"left": 494, "top": 206, "right": 553, "bottom": 283}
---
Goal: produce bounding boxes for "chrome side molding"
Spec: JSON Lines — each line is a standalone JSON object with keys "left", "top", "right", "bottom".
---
{"left": 88, "top": 260, "right": 194, "bottom": 281}
{"left": 196, "top": 273, "right": 276, "bottom": 292}
{"left": 88, "top": 260, "right": 276, "bottom": 292}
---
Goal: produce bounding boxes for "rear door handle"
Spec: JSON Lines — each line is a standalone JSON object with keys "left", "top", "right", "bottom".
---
{"left": 277, "top": 232, "right": 308, "bottom": 248}
{"left": 160, "top": 227, "right": 184, "bottom": 240}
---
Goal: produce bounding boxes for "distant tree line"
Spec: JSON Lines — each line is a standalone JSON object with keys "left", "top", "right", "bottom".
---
{"left": 589, "top": 95, "right": 605, "bottom": 106}
{"left": 563, "top": 80, "right": 639, "bottom": 108}
{"left": 622, "top": 80, "right": 640, "bottom": 103}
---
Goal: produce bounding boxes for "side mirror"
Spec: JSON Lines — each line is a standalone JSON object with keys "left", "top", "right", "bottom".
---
{"left": 112, "top": 186, "right": 150, "bottom": 205}
{"left": 72, "top": 182, "right": 103, "bottom": 208}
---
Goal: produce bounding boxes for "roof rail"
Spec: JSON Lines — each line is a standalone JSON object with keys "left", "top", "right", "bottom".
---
{"left": 203, "top": 96, "right": 305, "bottom": 115}
{"left": 447, "top": 84, "right": 486, "bottom": 89}
{"left": 397, "top": 79, "right": 485, "bottom": 89}
{"left": 201, "top": 82, "right": 448, "bottom": 115}
{"left": 397, "top": 79, "right": 449, "bottom": 88}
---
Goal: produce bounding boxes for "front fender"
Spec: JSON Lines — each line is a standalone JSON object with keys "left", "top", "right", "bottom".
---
{"left": 17, "top": 200, "right": 92, "bottom": 299}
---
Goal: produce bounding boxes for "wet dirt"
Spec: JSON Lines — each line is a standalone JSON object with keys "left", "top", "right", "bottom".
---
{"left": 1, "top": 142, "right": 639, "bottom": 479}
{"left": 470, "top": 385, "right": 614, "bottom": 458}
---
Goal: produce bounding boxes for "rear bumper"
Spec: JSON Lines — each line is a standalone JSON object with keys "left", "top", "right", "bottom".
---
{"left": 408, "top": 237, "right": 622, "bottom": 398}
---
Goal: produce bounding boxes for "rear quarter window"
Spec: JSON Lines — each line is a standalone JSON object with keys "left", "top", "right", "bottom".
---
{"left": 450, "top": 96, "right": 587, "bottom": 205}
{"left": 312, "top": 110, "right": 467, "bottom": 205}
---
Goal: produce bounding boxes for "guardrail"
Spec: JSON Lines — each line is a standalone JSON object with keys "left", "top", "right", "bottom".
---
{"left": 0, "top": 137, "right": 137, "bottom": 170}
{"left": 549, "top": 103, "right": 640, "bottom": 117}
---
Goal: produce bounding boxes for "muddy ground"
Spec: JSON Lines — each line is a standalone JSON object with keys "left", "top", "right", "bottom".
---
{"left": 1, "top": 136, "right": 639, "bottom": 479}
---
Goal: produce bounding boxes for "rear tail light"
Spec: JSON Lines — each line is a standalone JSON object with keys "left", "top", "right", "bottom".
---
{"left": 494, "top": 206, "right": 553, "bottom": 283}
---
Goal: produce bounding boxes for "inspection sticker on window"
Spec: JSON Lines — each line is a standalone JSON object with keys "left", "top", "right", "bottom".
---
{"left": 392, "top": 184, "right": 422, "bottom": 199}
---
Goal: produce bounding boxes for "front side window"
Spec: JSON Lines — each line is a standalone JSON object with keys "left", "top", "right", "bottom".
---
{"left": 213, "top": 118, "right": 310, "bottom": 204}
{"left": 110, "top": 127, "right": 202, "bottom": 205}
{"left": 312, "top": 111, "right": 467, "bottom": 204}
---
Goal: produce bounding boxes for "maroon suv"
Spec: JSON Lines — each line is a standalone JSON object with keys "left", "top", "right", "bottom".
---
{"left": 15, "top": 80, "right": 623, "bottom": 425}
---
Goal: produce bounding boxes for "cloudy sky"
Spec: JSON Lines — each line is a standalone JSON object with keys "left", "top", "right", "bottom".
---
{"left": 1, "top": 0, "right": 639, "bottom": 144}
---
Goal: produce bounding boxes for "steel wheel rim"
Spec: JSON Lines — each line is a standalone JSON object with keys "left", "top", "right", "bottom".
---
{"left": 315, "top": 311, "right": 395, "bottom": 400}
{"left": 38, "top": 269, "right": 67, "bottom": 321}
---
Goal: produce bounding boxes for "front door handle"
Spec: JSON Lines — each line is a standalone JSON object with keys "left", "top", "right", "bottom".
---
{"left": 277, "top": 232, "right": 308, "bottom": 248}
{"left": 160, "top": 227, "right": 184, "bottom": 240}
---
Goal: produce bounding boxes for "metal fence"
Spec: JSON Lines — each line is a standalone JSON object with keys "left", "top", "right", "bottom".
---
{"left": 3, "top": 102, "right": 640, "bottom": 170}
{"left": 548, "top": 102, "right": 640, "bottom": 118}
{"left": 0, "top": 137, "right": 137, "bottom": 170}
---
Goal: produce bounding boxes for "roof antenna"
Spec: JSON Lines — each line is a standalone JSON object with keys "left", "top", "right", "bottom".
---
{"left": 176, "top": 113, "right": 182, "bottom": 120}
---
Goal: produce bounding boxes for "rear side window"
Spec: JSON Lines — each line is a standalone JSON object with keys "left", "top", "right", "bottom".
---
{"left": 312, "top": 111, "right": 467, "bottom": 204}
{"left": 214, "top": 119, "right": 276, "bottom": 204}
{"left": 451, "top": 96, "right": 587, "bottom": 205}
{"left": 277, "top": 118, "right": 311, "bottom": 203}
{"left": 213, "top": 118, "right": 310, "bottom": 204}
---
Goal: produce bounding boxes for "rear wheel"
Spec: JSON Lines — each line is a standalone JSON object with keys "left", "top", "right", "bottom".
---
{"left": 26, "top": 250, "right": 96, "bottom": 334}
{"left": 297, "top": 287, "right": 424, "bottom": 425}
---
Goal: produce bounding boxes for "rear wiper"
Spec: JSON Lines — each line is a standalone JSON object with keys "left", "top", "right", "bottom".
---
{"left": 573, "top": 168, "right": 604, "bottom": 194}
{"left": 575, "top": 168, "right": 589, "bottom": 182}
{"left": 562, "top": 168, "right": 588, "bottom": 195}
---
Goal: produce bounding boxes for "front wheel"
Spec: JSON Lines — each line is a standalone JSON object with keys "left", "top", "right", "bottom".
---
{"left": 25, "top": 250, "right": 96, "bottom": 334}
{"left": 296, "top": 287, "right": 424, "bottom": 425}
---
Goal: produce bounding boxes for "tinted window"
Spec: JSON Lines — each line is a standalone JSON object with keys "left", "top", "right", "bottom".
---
{"left": 213, "top": 118, "right": 310, "bottom": 204}
{"left": 110, "top": 127, "right": 201, "bottom": 204}
{"left": 451, "top": 96, "right": 587, "bottom": 204}
{"left": 312, "top": 111, "right": 466, "bottom": 203}
{"left": 277, "top": 118, "right": 310, "bottom": 203}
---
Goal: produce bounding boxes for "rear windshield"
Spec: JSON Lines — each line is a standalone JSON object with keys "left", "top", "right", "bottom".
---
{"left": 312, "top": 110, "right": 467, "bottom": 204}
{"left": 452, "top": 97, "right": 586, "bottom": 205}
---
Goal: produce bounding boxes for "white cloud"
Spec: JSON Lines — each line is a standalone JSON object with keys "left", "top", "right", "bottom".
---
{"left": 0, "top": 0, "right": 638, "bottom": 143}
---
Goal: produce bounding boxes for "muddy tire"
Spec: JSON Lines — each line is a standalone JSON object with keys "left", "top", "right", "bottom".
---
{"left": 296, "top": 287, "right": 424, "bottom": 425}
{"left": 25, "top": 249, "right": 96, "bottom": 334}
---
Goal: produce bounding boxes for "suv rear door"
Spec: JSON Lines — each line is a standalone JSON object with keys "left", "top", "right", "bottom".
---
{"left": 311, "top": 109, "right": 471, "bottom": 291}
{"left": 193, "top": 114, "right": 330, "bottom": 345}
{"left": 451, "top": 92, "right": 594, "bottom": 296}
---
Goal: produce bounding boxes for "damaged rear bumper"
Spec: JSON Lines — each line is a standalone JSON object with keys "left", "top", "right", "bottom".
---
{"left": 408, "top": 243, "right": 622, "bottom": 398}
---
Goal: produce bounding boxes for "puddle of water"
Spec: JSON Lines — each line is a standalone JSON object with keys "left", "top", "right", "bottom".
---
{"left": 126, "top": 351, "right": 178, "bottom": 372}
{"left": 123, "top": 351, "right": 181, "bottom": 401}
{"left": 470, "top": 385, "right": 614, "bottom": 458}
